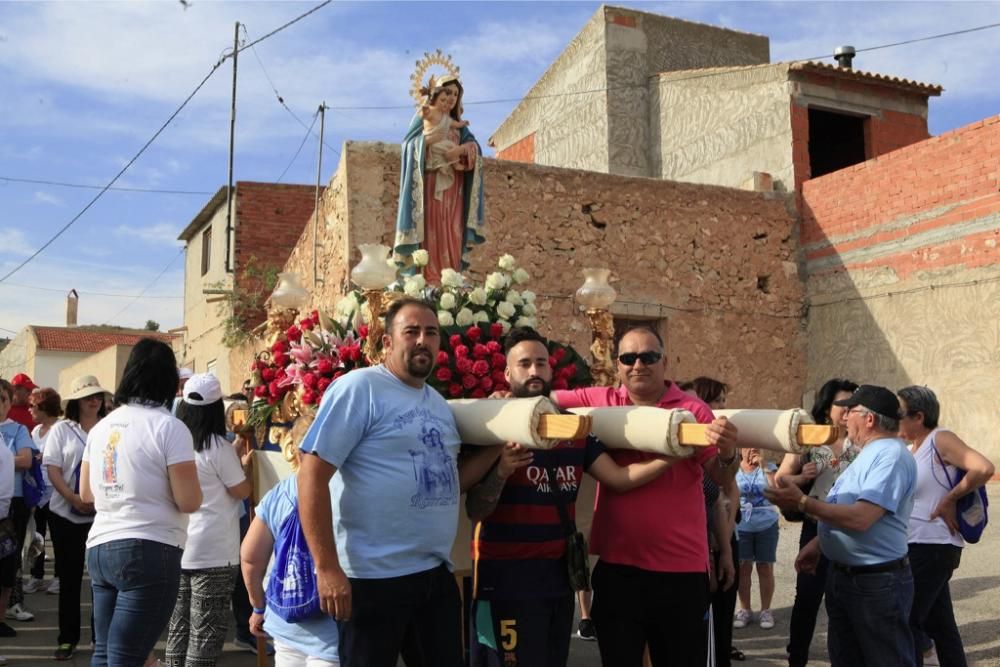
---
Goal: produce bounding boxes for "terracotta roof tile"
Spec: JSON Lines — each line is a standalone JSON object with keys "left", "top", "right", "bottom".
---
{"left": 31, "top": 326, "right": 178, "bottom": 353}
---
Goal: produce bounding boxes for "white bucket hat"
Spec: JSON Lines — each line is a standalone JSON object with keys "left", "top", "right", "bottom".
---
{"left": 63, "top": 375, "right": 110, "bottom": 404}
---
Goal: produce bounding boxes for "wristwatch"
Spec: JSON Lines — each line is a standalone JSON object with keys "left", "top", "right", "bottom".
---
{"left": 717, "top": 452, "right": 738, "bottom": 469}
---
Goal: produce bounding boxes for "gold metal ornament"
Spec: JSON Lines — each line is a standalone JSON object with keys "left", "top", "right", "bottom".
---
{"left": 409, "top": 49, "right": 461, "bottom": 108}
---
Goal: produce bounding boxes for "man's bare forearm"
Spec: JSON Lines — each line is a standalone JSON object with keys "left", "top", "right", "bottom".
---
{"left": 465, "top": 465, "right": 508, "bottom": 521}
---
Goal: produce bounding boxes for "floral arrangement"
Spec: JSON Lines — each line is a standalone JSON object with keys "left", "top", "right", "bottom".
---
{"left": 247, "top": 254, "right": 591, "bottom": 426}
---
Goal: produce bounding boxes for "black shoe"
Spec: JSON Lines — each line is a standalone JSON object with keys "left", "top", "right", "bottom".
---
{"left": 54, "top": 644, "right": 76, "bottom": 661}
{"left": 0, "top": 623, "right": 15, "bottom": 637}
{"left": 576, "top": 618, "right": 597, "bottom": 641}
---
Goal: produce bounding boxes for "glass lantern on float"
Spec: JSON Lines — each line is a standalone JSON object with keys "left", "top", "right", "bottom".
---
{"left": 261, "top": 272, "right": 310, "bottom": 346}
{"left": 575, "top": 268, "right": 617, "bottom": 387}
{"left": 350, "top": 244, "right": 398, "bottom": 362}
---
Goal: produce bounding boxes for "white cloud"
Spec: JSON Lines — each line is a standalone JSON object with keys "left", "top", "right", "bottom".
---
{"left": 114, "top": 223, "right": 184, "bottom": 246}
{"left": 33, "top": 191, "right": 63, "bottom": 206}
{"left": 0, "top": 228, "right": 36, "bottom": 257}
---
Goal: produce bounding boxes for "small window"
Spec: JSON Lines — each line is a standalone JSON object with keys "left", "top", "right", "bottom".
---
{"left": 200, "top": 228, "right": 212, "bottom": 276}
{"left": 206, "top": 359, "right": 217, "bottom": 377}
{"left": 808, "top": 108, "right": 868, "bottom": 178}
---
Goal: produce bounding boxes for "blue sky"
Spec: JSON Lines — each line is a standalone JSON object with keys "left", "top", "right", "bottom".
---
{"left": 1, "top": 0, "right": 998, "bottom": 337}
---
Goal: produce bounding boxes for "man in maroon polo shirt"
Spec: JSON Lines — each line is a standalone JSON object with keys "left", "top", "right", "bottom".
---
{"left": 552, "top": 326, "right": 739, "bottom": 667}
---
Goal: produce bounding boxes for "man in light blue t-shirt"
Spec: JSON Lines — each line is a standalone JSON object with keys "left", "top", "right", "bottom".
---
{"left": 767, "top": 384, "right": 917, "bottom": 667}
{"left": 297, "top": 298, "right": 469, "bottom": 667}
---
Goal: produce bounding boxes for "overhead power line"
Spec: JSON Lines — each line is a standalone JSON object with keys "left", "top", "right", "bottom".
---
{"left": 276, "top": 109, "right": 320, "bottom": 183}
{"left": 0, "top": 176, "right": 213, "bottom": 195}
{"left": 0, "top": 0, "right": 332, "bottom": 285}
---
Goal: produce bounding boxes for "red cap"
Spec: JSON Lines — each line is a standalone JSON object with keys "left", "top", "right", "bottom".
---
{"left": 10, "top": 373, "right": 37, "bottom": 390}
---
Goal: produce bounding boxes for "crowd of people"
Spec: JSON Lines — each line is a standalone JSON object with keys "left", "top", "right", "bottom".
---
{"left": 0, "top": 299, "right": 994, "bottom": 667}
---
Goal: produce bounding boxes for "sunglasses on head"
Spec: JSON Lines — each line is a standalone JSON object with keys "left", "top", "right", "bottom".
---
{"left": 617, "top": 351, "right": 663, "bottom": 366}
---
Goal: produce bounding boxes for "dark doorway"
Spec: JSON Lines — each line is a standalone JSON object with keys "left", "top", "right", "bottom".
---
{"left": 808, "top": 108, "right": 867, "bottom": 178}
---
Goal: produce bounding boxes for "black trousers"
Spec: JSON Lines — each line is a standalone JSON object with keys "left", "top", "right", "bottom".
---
{"left": 787, "top": 519, "right": 830, "bottom": 667}
{"left": 591, "top": 560, "right": 710, "bottom": 667}
{"left": 338, "top": 563, "right": 463, "bottom": 667}
{"left": 8, "top": 497, "right": 30, "bottom": 606}
{"left": 30, "top": 502, "right": 50, "bottom": 579}
{"left": 713, "top": 534, "right": 741, "bottom": 667}
{"left": 909, "top": 543, "right": 967, "bottom": 667}
{"left": 48, "top": 511, "right": 92, "bottom": 646}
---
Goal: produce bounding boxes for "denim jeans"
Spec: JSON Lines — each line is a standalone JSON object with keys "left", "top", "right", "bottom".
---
{"left": 909, "top": 543, "right": 967, "bottom": 667}
{"left": 88, "top": 539, "right": 182, "bottom": 667}
{"left": 825, "top": 564, "right": 915, "bottom": 667}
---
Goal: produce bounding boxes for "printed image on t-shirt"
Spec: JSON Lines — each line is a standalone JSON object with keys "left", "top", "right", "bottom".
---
{"left": 101, "top": 430, "right": 124, "bottom": 498}
{"left": 406, "top": 420, "right": 458, "bottom": 510}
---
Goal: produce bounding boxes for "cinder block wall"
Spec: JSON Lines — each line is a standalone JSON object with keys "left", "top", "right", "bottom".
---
{"left": 802, "top": 115, "right": 1000, "bottom": 464}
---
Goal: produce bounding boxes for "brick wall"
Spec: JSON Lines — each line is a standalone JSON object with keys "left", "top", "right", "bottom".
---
{"left": 496, "top": 132, "right": 535, "bottom": 163}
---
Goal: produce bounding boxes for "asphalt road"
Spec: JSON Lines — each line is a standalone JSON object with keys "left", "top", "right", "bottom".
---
{"left": 3, "top": 484, "right": 998, "bottom": 666}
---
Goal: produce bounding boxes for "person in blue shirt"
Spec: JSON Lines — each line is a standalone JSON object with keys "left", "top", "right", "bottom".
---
{"left": 767, "top": 384, "right": 917, "bottom": 667}
{"left": 733, "top": 447, "right": 779, "bottom": 631}
{"left": 296, "top": 297, "right": 493, "bottom": 667}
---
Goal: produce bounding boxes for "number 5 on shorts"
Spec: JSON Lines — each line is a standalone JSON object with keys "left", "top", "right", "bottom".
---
{"left": 500, "top": 619, "right": 518, "bottom": 650}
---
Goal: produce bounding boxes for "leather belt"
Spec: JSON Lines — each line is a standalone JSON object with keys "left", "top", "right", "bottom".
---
{"left": 832, "top": 556, "right": 909, "bottom": 575}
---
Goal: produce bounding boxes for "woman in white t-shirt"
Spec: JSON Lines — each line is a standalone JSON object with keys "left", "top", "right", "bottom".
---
{"left": 166, "top": 373, "right": 250, "bottom": 666}
{"left": 26, "top": 387, "right": 61, "bottom": 595}
{"left": 81, "top": 339, "right": 203, "bottom": 667}
{"left": 42, "top": 376, "right": 107, "bottom": 661}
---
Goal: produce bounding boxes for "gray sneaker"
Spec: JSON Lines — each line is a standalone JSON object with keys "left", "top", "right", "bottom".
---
{"left": 5, "top": 604, "right": 34, "bottom": 622}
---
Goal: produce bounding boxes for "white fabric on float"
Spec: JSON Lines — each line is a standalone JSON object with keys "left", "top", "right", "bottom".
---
{"left": 567, "top": 406, "right": 697, "bottom": 458}
{"left": 714, "top": 408, "right": 812, "bottom": 454}
{"left": 447, "top": 396, "right": 560, "bottom": 449}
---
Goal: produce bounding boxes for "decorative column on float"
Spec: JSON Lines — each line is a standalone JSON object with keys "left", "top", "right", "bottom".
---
{"left": 350, "top": 244, "right": 398, "bottom": 363}
{"left": 575, "top": 268, "right": 618, "bottom": 387}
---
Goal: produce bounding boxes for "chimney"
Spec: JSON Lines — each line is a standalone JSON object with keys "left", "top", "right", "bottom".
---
{"left": 834, "top": 45, "right": 856, "bottom": 69}
{"left": 66, "top": 289, "right": 78, "bottom": 327}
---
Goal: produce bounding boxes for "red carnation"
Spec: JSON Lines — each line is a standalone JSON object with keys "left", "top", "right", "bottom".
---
{"left": 317, "top": 377, "right": 332, "bottom": 393}
{"left": 311, "top": 309, "right": 320, "bottom": 321}
{"left": 485, "top": 340, "right": 501, "bottom": 354}
{"left": 267, "top": 395, "right": 278, "bottom": 405}
{"left": 271, "top": 340, "right": 288, "bottom": 354}
{"left": 479, "top": 376, "right": 493, "bottom": 392}
{"left": 456, "top": 357, "right": 474, "bottom": 374}
{"left": 332, "top": 370, "right": 345, "bottom": 381}
{"left": 558, "top": 365, "right": 576, "bottom": 381}
{"left": 490, "top": 323, "right": 504, "bottom": 338}
{"left": 473, "top": 343, "right": 488, "bottom": 359}
{"left": 302, "top": 373, "right": 318, "bottom": 389}
{"left": 358, "top": 324, "right": 369, "bottom": 338}
{"left": 462, "top": 374, "right": 478, "bottom": 389}
{"left": 548, "top": 357, "right": 558, "bottom": 368}
{"left": 273, "top": 353, "right": 290, "bottom": 368}
{"left": 275, "top": 368, "right": 287, "bottom": 380}
{"left": 301, "top": 390, "right": 318, "bottom": 405}
{"left": 454, "top": 344, "right": 469, "bottom": 358}
{"left": 268, "top": 380, "right": 281, "bottom": 397}
{"left": 316, "top": 359, "right": 334, "bottom": 375}
{"left": 261, "top": 368, "right": 276, "bottom": 382}
{"left": 472, "top": 360, "right": 490, "bottom": 377}
{"left": 436, "top": 368, "right": 453, "bottom": 382}
{"left": 551, "top": 347, "right": 566, "bottom": 362}
{"left": 466, "top": 326, "right": 482, "bottom": 342}
{"left": 491, "top": 370, "right": 507, "bottom": 385}
{"left": 449, "top": 383, "right": 464, "bottom": 397}
{"left": 552, "top": 378, "right": 569, "bottom": 390}
{"left": 436, "top": 351, "right": 450, "bottom": 365}
{"left": 301, "top": 318, "right": 315, "bottom": 331}
{"left": 449, "top": 334, "right": 463, "bottom": 349}
{"left": 470, "top": 388, "right": 487, "bottom": 399}
{"left": 253, "top": 385, "right": 268, "bottom": 398}
{"left": 491, "top": 353, "right": 506, "bottom": 369}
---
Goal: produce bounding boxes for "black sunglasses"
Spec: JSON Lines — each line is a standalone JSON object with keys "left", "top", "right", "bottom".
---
{"left": 617, "top": 351, "right": 663, "bottom": 366}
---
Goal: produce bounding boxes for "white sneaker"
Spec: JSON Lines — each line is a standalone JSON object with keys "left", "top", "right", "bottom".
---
{"left": 23, "top": 577, "right": 46, "bottom": 594}
{"left": 759, "top": 609, "right": 775, "bottom": 629}
{"left": 46, "top": 577, "right": 60, "bottom": 595}
{"left": 6, "top": 603, "right": 34, "bottom": 622}
{"left": 0, "top": 653, "right": 8, "bottom": 665}
{"left": 924, "top": 646, "right": 941, "bottom": 666}
{"left": 733, "top": 608, "right": 752, "bottom": 628}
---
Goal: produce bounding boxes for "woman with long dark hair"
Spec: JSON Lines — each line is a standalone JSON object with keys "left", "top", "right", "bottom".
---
{"left": 26, "top": 387, "right": 62, "bottom": 595}
{"left": 80, "top": 339, "right": 203, "bottom": 666}
{"left": 167, "top": 373, "right": 250, "bottom": 666}
{"left": 43, "top": 376, "right": 107, "bottom": 660}
{"left": 775, "top": 378, "right": 859, "bottom": 667}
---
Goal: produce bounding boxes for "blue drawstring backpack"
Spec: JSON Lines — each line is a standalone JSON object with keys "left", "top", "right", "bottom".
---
{"left": 934, "top": 447, "right": 989, "bottom": 544}
{"left": 22, "top": 455, "right": 46, "bottom": 509}
{"left": 265, "top": 500, "right": 321, "bottom": 622}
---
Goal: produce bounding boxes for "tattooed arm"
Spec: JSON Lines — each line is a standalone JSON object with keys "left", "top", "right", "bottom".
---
{"left": 465, "top": 442, "right": 533, "bottom": 521}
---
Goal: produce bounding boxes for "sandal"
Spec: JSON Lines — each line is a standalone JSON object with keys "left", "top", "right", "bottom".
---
{"left": 730, "top": 646, "right": 746, "bottom": 661}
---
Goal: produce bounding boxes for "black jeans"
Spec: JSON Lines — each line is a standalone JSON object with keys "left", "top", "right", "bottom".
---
{"left": 591, "top": 560, "right": 709, "bottom": 667}
{"left": 714, "top": 534, "right": 740, "bottom": 667}
{"left": 909, "top": 543, "right": 967, "bottom": 667}
{"left": 8, "top": 497, "right": 30, "bottom": 607}
{"left": 338, "top": 562, "right": 462, "bottom": 667}
{"left": 48, "top": 512, "right": 92, "bottom": 646}
{"left": 787, "top": 519, "right": 830, "bottom": 667}
{"left": 31, "top": 502, "right": 50, "bottom": 579}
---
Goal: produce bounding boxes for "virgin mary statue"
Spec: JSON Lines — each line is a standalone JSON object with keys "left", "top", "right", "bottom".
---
{"left": 395, "top": 56, "right": 485, "bottom": 284}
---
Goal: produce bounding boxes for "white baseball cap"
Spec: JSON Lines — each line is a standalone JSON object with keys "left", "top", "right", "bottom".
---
{"left": 182, "top": 373, "right": 223, "bottom": 406}
{"left": 178, "top": 367, "right": 194, "bottom": 380}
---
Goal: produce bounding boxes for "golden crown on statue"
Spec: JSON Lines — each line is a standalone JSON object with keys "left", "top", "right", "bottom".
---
{"left": 409, "top": 49, "right": 461, "bottom": 108}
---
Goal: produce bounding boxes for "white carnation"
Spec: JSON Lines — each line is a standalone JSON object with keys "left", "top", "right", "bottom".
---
{"left": 473, "top": 310, "right": 490, "bottom": 323}
{"left": 515, "top": 316, "right": 536, "bottom": 328}
{"left": 497, "top": 301, "right": 516, "bottom": 319}
{"left": 437, "top": 310, "right": 454, "bottom": 327}
{"left": 412, "top": 249, "right": 430, "bottom": 267}
{"left": 468, "top": 287, "right": 488, "bottom": 306}
{"left": 440, "top": 269, "right": 465, "bottom": 288}
{"left": 521, "top": 290, "right": 537, "bottom": 303}
{"left": 498, "top": 254, "right": 516, "bottom": 271}
{"left": 485, "top": 272, "right": 507, "bottom": 290}
{"left": 456, "top": 308, "right": 475, "bottom": 326}
{"left": 498, "top": 319, "right": 511, "bottom": 334}
{"left": 403, "top": 278, "right": 423, "bottom": 297}
{"left": 439, "top": 292, "right": 457, "bottom": 310}
{"left": 522, "top": 303, "right": 537, "bottom": 316}
{"left": 335, "top": 295, "right": 358, "bottom": 315}
{"left": 512, "top": 268, "right": 530, "bottom": 284}
{"left": 507, "top": 290, "right": 524, "bottom": 306}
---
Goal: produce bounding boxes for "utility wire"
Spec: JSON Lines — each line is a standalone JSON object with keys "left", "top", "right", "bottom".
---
{"left": 276, "top": 110, "right": 320, "bottom": 183}
{"left": 0, "top": 0, "right": 332, "bottom": 285}
{"left": 328, "top": 20, "right": 1000, "bottom": 111}
{"left": 0, "top": 176, "right": 213, "bottom": 196}
{"left": 109, "top": 248, "right": 185, "bottom": 323}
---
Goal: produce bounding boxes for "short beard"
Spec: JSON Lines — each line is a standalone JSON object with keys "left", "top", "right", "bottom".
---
{"left": 511, "top": 377, "right": 551, "bottom": 398}
{"left": 405, "top": 353, "right": 434, "bottom": 380}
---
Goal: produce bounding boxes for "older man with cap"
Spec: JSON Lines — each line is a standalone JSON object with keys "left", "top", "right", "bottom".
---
{"left": 766, "top": 384, "right": 917, "bottom": 667}
{"left": 8, "top": 374, "right": 37, "bottom": 430}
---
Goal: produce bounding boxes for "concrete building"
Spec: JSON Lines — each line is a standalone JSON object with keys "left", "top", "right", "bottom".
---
{"left": 177, "top": 181, "right": 320, "bottom": 391}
